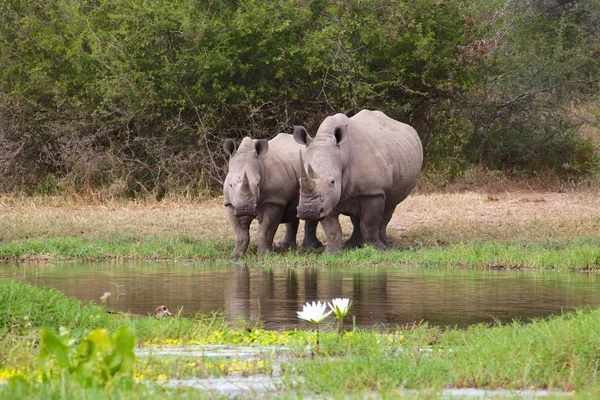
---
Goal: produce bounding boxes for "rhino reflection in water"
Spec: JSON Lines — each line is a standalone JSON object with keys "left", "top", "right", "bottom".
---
{"left": 294, "top": 110, "right": 423, "bottom": 253}
{"left": 223, "top": 134, "right": 322, "bottom": 257}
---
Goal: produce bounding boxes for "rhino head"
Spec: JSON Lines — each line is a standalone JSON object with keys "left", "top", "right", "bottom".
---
{"left": 293, "top": 122, "right": 348, "bottom": 221}
{"left": 223, "top": 137, "right": 268, "bottom": 217}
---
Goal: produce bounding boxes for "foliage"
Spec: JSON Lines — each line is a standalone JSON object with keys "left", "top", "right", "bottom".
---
{"left": 284, "top": 308, "right": 600, "bottom": 393}
{"left": 0, "top": 1, "right": 598, "bottom": 195}
{"left": 38, "top": 326, "right": 136, "bottom": 387}
{"left": 2, "top": 280, "right": 600, "bottom": 397}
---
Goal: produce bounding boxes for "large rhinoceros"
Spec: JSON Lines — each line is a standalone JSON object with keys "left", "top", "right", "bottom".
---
{"left": 223, "top": 134, "right": 322, "bottom": 257}
{"left": 293, "top": 110, "right": 423, "bottom": 253}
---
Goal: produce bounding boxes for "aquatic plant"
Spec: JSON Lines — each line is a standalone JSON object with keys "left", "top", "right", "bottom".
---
{"left": 297, "top": 301, "right": 333, "bottom": 325}
{"left": 297, "top": 301, "right": 334, "bottom": 345}
{"left": 38, "top": 326, "right": 136, "bottom": 387}
{"left": 328, "top": 298, "right": 352, "bottom": 334}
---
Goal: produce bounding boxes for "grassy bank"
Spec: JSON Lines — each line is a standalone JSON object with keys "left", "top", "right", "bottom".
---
{"left": 2, "top": 190, "right": 600, "bottom": 269}
{"left": 4, "top": 236, "right": 600, "bottom": 271}
{"left": 1, "top": 281, "right": 599, "bottom": 398}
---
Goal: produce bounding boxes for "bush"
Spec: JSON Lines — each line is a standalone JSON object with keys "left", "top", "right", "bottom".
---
{"left": 0, "top": 0, "right": 598, "bottom": 195}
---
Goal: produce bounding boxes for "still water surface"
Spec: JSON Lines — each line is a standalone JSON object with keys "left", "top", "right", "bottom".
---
{"left": 1, "top": 263, "right": 599, "bottom": 329}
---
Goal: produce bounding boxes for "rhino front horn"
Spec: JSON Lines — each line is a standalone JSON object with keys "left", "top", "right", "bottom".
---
{"left": 299, "top": 152, "right": 315, "bottom": 191}
{"left": 241, "top": 171, "right": 251, "bottom": 194}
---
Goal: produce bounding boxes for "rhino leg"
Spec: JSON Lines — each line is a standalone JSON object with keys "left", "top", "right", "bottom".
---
{"left": 344, "top": 216, "right": 364, "bottom": 249}
{"left": 257, "top": 205, "right": 285, "bottom": 255}
{"left": 276, "top": 221, "right": 299, "bottom": 250}
{"left": 379, "top": 205, "right": 396, "bottom": 247}
{"left": 226, "top": 205, "right": 253, "bottom": 258}
{"left": 359, "top": 196, "right": 387, "bottom": 250}
{"left": 302, "top": 220, "right": 323, "bottom": 249}
{"left": 321, "top": 211, "right": 343, "bottom": 253}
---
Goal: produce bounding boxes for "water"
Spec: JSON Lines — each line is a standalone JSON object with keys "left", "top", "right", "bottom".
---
{"left": 1, "top": 263, "right": 599, "bottom": 330}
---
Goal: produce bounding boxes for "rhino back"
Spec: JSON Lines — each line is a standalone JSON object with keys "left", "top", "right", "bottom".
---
{"left": 341, "top": 110, "right": 423, "bottom": 201}
{"left": 260, "top": 133, "right": 304, "bottom": 205}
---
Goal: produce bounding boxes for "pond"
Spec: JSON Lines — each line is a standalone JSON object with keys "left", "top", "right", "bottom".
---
{"left": 1, "top": 263, "right": 599, "bottom": 330}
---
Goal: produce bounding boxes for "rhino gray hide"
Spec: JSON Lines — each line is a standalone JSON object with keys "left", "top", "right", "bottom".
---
{"left": 223, "top": 134, "right": 322, "bottom": 257}
{"left": 293, "top": 110, "right": 423, "bottom": 253}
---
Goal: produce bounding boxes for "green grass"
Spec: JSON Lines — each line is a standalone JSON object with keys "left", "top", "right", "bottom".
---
{"left": 0, "top": 236, "right": 231, "bottom": 262}
{"left": 283, "top": 310, "right": 600, "bottom": 394}
{"left": 2, "top": 377, "right": 214, "bottom": 400}
{"left": 3, "top": 236, "right": 600, "bottom": 271}
{"left": 2, "top": 280, "right": 600, "bottom": 398}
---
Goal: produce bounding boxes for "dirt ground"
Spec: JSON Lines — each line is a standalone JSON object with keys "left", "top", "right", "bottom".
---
{"left": 2, "top": 189, "right": 600, "bottom": 248}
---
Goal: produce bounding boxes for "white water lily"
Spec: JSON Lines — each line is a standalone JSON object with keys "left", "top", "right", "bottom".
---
{"left": 328, "top": 298, "right": 352, "bottom": 334}
{"left": 328, "top": 298, "right": 352, "bottom": 319}
{"left": 297, "top": 301, "right": 332, "bottom": 325}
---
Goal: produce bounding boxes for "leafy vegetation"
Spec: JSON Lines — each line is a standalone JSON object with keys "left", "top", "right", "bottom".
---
{"left": 1, "top": 280, "right": 600, "bottom": 397}
{"left": 38, "top": 326, "right": 135, "bottom": 388}
{"left": 1, "top": 0, "right": 598, "bottom": 196}
{"left": 283, "top": 308, "right": 600, "bottom": 393}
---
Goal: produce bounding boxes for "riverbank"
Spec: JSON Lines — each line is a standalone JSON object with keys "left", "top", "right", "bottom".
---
{"left": 0, "top": 280, "right": 599, "bottom": 398}
{"left": 2, "top": 190, "right": 600, "bottom": 270}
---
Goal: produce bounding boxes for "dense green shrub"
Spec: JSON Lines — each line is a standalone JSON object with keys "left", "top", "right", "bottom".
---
{"left": 0, "top": 0, "right": 598, "bottom": 195}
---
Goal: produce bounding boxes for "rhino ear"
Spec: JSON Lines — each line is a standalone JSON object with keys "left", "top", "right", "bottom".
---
{"left": 254, "top": 139, "right": 269, "bottom": 157}
{"left": 333, "top": 124, "right": 348, "bottom": 146}
{"left": 223, "top": 139, "right": 236, "bottom": 155}
{"left": 293, "top": 126, "right": 312, "bottom": 146}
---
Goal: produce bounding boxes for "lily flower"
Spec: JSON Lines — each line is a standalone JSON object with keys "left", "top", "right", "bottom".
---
{"left": 297, "top": 301, "right": 332, "bottom": 325}
{"left": 328, "top": 298, "right": 352, "bottom": 334}
{"left": 328, "top": 298, "right": 352, "bottom": 319}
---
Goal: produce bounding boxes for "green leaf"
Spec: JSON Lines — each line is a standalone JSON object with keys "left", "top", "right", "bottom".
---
{"left": 38, "top": 328, "right": 70, "bottom": 372}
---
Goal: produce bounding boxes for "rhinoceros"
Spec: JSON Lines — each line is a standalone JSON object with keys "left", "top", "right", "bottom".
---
{"left": 293, "top": 110, "right": 423, "bottom": 253}
{"left": 223, "top": 134, "right": 322, "bottom": 257}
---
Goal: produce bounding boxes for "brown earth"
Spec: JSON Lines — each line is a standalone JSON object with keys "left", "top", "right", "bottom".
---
{"left": 1, "top": 189, "right": 599, "bottom": 248}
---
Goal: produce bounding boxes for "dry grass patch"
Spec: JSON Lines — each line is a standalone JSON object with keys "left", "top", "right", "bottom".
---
{"left": 388, "top": 190, "right": 600, "bottom": 246}
{"left": 2, "top": 190, "right": 600, "bottom": 250}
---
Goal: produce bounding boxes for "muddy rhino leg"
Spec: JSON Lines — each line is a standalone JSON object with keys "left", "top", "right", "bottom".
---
{"left": 302, "top": 220, "right": 323, "bottom": 249}
{"left": 226, "top": 206, "right": 253, "bottom": 258}
{"left": 320, "top": 211, "right": 343, "bottom": 253}
{"left": 379, "top": 205, "right": 396, "bottom": 247}
{"left": 358, "top": 196, "right": 387, "bottom": 250}
{"left": 257, "top": 205, "right": 285, "bottom": 255}
{"left": 344, "top": 216, "right": 364, "bottom": 249}
{"left": 276, "top": 221, "right": 299, "bottom": 250}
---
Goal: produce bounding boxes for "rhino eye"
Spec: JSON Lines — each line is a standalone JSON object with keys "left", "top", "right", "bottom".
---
{"left": 329, "top": 179, "right": 335, "bottom": 187}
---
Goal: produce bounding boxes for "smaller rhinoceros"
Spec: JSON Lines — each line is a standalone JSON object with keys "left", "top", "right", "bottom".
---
{"left": 223, "top": 134, "right": 322, "bottom": 257}
{"left": 293, "top": 110, "right": 423, "bottom": 253}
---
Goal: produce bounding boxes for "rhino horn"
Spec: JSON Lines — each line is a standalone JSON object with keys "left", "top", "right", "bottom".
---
{"left": 299, "top": 152, "right": 315, "bottom": 191}
{"left": 299, "top": 151, "right": 306, "bottom": 178}
{"left": 240, "top": 171, "right": 251, "bottom": 194}
{"left": 307, "top": 163, "right": 320, "bottom": 180}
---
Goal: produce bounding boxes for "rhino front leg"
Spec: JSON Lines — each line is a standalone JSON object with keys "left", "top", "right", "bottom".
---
{"left": 226, "top": 205, "right": 253, "bottom": 258}
{"left": 359, "top": 196, "right": 387, "bottom": 250}
{"left": 276, "top": 221, "right": 299, "bottom": 250}
{"left": 320, "top": 211, "right": 343, "bottom": 253}
{"left": 257, "top": 205, "right": 285, "bottom": 255}
{"left": 344, "top": 216, "right": 364, "bottom": 249}
{"left": 302, "top": 220, "right": 323, "bottom": 249}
